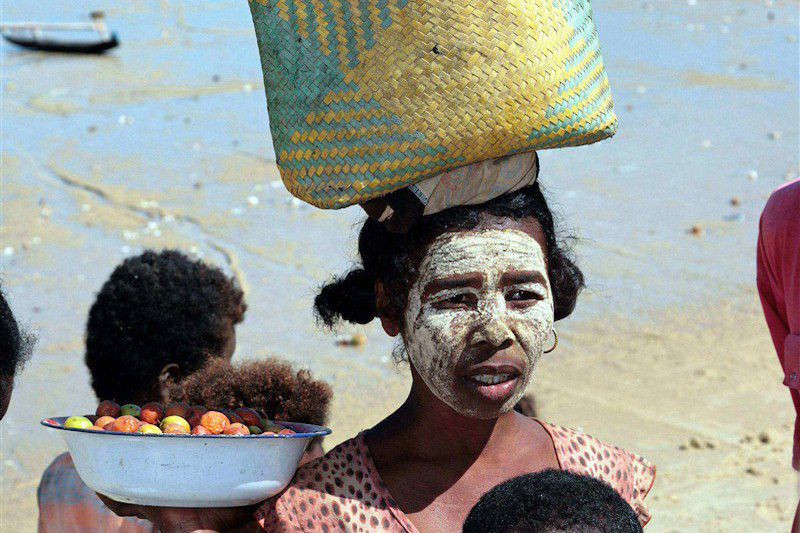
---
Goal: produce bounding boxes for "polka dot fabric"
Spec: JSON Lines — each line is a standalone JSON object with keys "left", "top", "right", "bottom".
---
{"left": 256, "top": 420, "right": 655, "bottom": 531}
{"left": 541, "top": 422, "right": 656, "bottom": 526}
{"left": 257, "top": 436, "right": 412, "bottom": 532}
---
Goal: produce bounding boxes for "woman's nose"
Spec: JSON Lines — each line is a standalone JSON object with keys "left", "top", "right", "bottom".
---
{"left": 473, "top": 312, "right": 515, "bottom": 349}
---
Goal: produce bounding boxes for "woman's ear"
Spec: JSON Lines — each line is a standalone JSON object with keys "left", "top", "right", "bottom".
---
{"left": 158, "top": 363, "right": 180, "bottom": 403}
{"left": 375, "top": 282, "right": 400, "bottom": 337}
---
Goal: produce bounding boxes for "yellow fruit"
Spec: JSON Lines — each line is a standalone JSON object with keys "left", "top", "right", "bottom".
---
{"left": 160, "top": 415, "right": 190, "bottom": 433}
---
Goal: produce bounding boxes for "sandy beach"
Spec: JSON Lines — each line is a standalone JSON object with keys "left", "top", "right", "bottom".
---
{"left": 1, "top": 0, "right": 798, "bottom": 531}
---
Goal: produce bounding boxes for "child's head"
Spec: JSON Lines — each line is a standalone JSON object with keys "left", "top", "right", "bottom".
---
{"left": 462, "top": 470, "right": 643, "bottom": 533}
{"left": 315, "top": 183, "right": 583, "bottom": 419}
{"left": 168, "top": 357, "right": 332, "bottom": 461}
{"left": 0, "top": 285, "right": 34, "bottom": 419}
{"left": 84, "top": 250, "right": 246, "bottom": 405}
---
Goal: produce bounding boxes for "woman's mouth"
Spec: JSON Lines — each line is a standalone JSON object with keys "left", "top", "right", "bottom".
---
{"left": 469, "top": 374, "right": 514, "bottom": 385}
{"left": 461, "top": 365, "right": 522, "bottom": 403}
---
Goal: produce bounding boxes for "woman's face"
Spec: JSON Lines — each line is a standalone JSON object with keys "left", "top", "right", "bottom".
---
{"left": 402, "top": 223, "right": 554, "bottom": 419}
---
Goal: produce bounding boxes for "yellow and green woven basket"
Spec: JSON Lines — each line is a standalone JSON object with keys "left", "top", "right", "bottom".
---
{"left": 249, "top": 0, "right": 617, "bottom": 209}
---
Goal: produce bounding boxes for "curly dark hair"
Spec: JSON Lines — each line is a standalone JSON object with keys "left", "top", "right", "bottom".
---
{"left": 462, "top": 470, "right": 643, "bottom": 533}
{"left": 167, "top": 357, "right": 332, "bottom": 428}
{"left": 85, "top": 250, "right": 246, "bottom": 403}
{"left": 0, "top": 284, "right": 34, "bottom": 381}
{"left": 314, "top": 182, "right": 583, "bottom": 328}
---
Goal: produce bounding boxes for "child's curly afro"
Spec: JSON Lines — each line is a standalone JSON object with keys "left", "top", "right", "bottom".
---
{"left": 168, "top": 357, "right": 332, "bottom": 428}
{"left": 85, "top": 249, "right": 246, "bottom": 403}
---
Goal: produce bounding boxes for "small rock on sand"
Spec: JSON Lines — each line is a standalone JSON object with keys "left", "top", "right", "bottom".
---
{"left": 730, "top": 197, "right": 741, "bottom": 206}
{"left": 336, "top": 333, "right": 368, "bottom": 347}
{"left": 745, "top": 466, "right": 762, "bottom": 476}
{"left": 689, "top": 225, "right": 704, "bottom": 237}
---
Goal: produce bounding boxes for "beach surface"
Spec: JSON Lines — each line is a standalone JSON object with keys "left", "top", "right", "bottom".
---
{"left": 1, "top": 0, "right": 798, "bottom": 531}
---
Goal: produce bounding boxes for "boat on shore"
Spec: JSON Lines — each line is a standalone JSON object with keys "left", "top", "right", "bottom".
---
{"left": 1, "top": 12, "right": 118, "bottom": 54}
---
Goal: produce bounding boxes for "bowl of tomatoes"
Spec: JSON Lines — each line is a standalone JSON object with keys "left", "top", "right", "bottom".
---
{"left": 41, "top": 401, "right": 331, "bottom": 507}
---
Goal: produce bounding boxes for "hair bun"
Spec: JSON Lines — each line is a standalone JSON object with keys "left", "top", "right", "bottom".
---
{"left": 314, "top": 269, "right": 377, "bottom": 327}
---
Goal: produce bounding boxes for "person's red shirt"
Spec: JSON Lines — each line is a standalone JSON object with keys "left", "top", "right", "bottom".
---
{"left": 37, "top": 452, "right": 153, "bottom": 533}
{"left": 757, "top": 179, "right": 800, "bottom": 470}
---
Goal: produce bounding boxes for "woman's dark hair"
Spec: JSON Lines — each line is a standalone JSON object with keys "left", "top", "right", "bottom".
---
{"left": 0, "top": 285, "right": 34, "bottom": 382}
{"left": 462, "top": 470, "right": 643, "bottom": 533}
{"left": 85, "top": 250, "right": 246, "bottom": 403}
{"left": 315, "top": 182, "right": 583, "bottom": 328}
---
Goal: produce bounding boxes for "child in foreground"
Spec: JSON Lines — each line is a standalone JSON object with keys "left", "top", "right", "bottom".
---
{"left": 462, "top": 470, "right": 643, "bottom": 533}
{"left": 167, "top": 357, "right": 333, "bottom": 464}
{"left": 38, "top": 250, "right": 246, "bottom": 533}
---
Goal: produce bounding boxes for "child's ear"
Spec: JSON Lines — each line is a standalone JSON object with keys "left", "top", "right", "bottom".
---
{"left": 158, "top": 363, "right": 181, "bottom": 403}
{"left": 375, "top": 282, "right": 400, "bottom": 337}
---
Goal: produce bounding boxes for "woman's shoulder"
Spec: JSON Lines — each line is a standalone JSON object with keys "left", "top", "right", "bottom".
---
{"left": 281, "top": 434, "right": 372, "bottom": 494}
{"left": 538, "top": 421, "right": 656, "bottom": 526}
{"left": 255, "top": 434, "right": 402, "bottom": 531}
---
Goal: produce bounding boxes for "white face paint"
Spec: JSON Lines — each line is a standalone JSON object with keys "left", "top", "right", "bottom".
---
{"left": 403, "top": 229, "right": 554, "bottom": 419}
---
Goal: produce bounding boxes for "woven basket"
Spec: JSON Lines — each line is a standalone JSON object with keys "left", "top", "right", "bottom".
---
{"left": 249, "top": 0, "right": 617, "bottom": 209}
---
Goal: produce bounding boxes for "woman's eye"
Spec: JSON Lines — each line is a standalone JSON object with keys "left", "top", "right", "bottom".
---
{"left": 506, "top": 290, "right": 541, "bottom": 303}
{"left": 433, "top": 293, "right": 476, "bottom": 309}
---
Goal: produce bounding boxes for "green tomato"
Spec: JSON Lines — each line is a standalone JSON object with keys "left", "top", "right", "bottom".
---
{"left": 247, "top": 425, "right": 263, "bottom": 435}
{"left": 64, "top": 416, "right": 94, "bottom": 430}
{"left": 264, "top": 423, "right": 286, "bottom": 434}
{"left": 119, "top": 404, "right": 141, "bottom": 418}
{"left": 160, "top": 415, "right": 190, "bottom": 433}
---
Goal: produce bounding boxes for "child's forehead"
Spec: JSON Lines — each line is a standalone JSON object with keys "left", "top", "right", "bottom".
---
{"left": 420, "top": 229, "right": 546, "bottom": 276}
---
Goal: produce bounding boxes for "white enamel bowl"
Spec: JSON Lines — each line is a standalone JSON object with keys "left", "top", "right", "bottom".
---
{"left": 41, "top": 417, "right": 331, "bottom": 507}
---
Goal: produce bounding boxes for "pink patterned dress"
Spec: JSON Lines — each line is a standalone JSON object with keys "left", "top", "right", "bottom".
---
{"left": 256, "top": 420, "right": 656, "bottom": 531}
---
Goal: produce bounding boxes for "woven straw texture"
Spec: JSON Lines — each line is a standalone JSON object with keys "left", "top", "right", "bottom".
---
{"left": 249, "top": 0, "right": 618, "bottom": 209}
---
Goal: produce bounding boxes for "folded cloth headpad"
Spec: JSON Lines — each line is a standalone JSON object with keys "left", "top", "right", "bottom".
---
{"left": 360, "top": 152, "right": 539, "bottom": 232}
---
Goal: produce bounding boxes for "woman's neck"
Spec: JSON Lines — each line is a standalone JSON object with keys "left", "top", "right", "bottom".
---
{"left": 368, "top": 376, "right": 522, "bottom": 464}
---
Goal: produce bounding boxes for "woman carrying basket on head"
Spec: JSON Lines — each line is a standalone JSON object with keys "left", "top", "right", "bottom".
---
{"left": 101, "top": 1, "right": 655, "bottom": 531}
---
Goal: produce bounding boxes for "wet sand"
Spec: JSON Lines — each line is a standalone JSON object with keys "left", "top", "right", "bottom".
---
{"left": 1, "top": 0, "right": 798, "bottom": 531}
